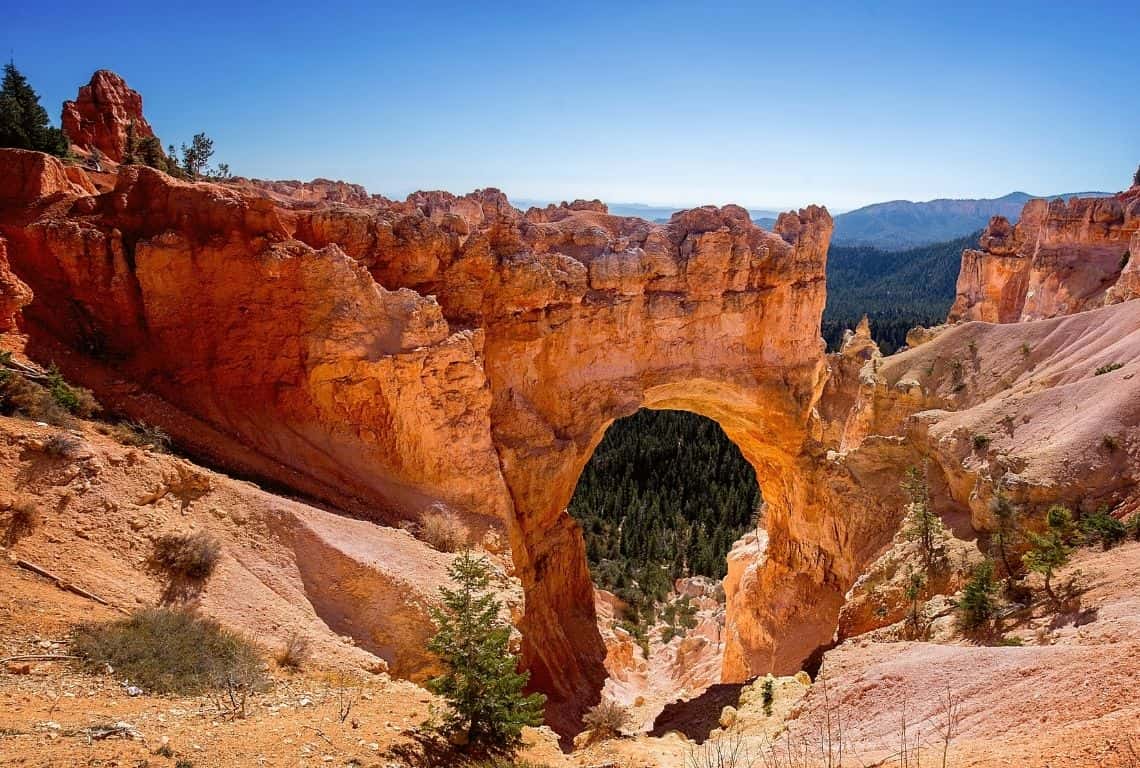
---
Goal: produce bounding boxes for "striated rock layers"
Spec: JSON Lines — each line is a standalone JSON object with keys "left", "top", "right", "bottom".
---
{"left": 949, "top": 187, "right": 1140, "bottom": 323}
{"left": 61, "top": 70, "right": 156, "bottom": 163}
{"left": 0, "top": 144, "right": 928, "bottom": 734}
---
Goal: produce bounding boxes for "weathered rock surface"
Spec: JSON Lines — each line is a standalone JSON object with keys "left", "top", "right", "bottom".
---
{"left": 949, "top": 187, "right": 1140, "bottom": 322}
{"left": 0, "top": 237, "right": 32, "bottom": 331}
{"left": 61, "top": 70, "right": 156, "bottom": 163}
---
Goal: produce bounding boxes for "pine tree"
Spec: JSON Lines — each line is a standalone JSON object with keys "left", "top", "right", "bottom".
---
{"left": 181, "top": 132, "right": 214, "bottom": 178}
{"left": 902, "top": 463, "right": 944, "bottom": 570}
{"left": 0, "top": 62, "right": 69, "bottom": 156}
{"left": 1133, "top": 163, "right": 1140, "bottom": 188}
{"left": 1022, "top": 505, "right": 1074, "bottom": 604}
{"left": 957, "top": 559, "right": 997, "bottom": 630}
{"left": 988, "top": 484, "right": 1022, "bottom": 590}
{"left": 427, "top": 551, "right": 545, "bottom": 751}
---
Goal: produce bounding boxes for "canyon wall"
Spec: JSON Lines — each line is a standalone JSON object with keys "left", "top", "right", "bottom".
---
{"left": 949, "top": 187, "right": 1140, "bottom": 323}
{"left": 1, "top": 134, "right": 897, "bottom": 733}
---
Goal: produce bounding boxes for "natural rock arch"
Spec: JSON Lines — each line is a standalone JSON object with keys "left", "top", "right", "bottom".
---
{"left": 473, "top": 204, "right": 841, "bottom": 732}
{"left": 1, "top": 149, "right": 910, "bottom": 737}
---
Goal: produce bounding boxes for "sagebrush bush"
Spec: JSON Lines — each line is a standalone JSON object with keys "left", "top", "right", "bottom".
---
{"left": 149, "top": 531, "right": 221, "bottom": 582}
{"left": 0, "top": 369, "right": 70, "bottom": 424}
{"left": 0, "top": 363, "right": 100, "bottom": 424}
{"left": 102, "top": 420, "right": 172, "bottom": 452}
{"left": 3, "top": 499, "right": 41, "bottom": 546}
{"left": 1094, "top": 362, "right": 1124, "bottom": 376}
{"left": 72, "top": 608, "right": 265, "bottom": 695}
{"left": 420, "top": 508, "right": 469, "bottom": 553}
{"left": 148, "top": 531, "right": 221, "bottom": 603}
{"left": 46, "top": 366, "right": 100, "bottom": 418}
{"left": 582, "top": 699, "right": 631, "bottom": 740}
{"left": 275, "top": 632, "right": 310, "bottom": 670}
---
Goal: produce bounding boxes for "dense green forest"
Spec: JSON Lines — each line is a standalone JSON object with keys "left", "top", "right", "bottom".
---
{"left": 822, "top": 231, "right": 977, "bottom": 353}
{"left": 566, "top": 409, "right": 759, "bottom": 629}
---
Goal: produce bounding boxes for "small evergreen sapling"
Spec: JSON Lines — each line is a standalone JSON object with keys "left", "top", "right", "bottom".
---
{"left": 427, "top": 551, "right": 546, "bottom": 751}
{"left": 1022, "top": 505, "right": 1074, "bottom": 604}
{"left": 988, "top": 485, "right": 1023, "bottom": 591}
{"left": 902, "top": 464, "right": 944, "bottom": 570}
{"left": 957, "top": 559, "right": 997, "bottom": 630}
{"left": 1079, "top": 507, "right": 1126, "bottom": 550}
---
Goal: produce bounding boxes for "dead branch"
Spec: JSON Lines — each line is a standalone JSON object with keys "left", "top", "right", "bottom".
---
{"left": 1, "top": 654, "right": 79, "bottom": 664}
{"left": 14, "top": 559, "right": 119, "bottom": 610}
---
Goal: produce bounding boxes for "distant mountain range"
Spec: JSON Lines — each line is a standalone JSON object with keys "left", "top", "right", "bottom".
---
{"left": 826, "top": 191, "right": 1113, "bottom": 250}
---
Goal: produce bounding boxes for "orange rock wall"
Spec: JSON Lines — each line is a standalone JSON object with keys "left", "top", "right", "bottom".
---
{"left": 949, "top": 188, "right": 1140, "bottom": 323}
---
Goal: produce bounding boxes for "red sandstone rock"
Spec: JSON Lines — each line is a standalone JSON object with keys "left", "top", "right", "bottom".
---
{"left": 0, "top": 237, "right": 31, "bottom": 331}
{"left": 61, "top": 70, "right": 156, "bottom": 163}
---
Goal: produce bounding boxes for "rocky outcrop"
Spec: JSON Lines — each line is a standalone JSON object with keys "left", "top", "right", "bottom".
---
{"left": 61, "top": 70, "right": 156, "bottom": 162}
{"left": 949, "top": 188, "right": 1140, "bottom": 322}
{"left": 0, "top": 146, "right": 863, "bottom": 734}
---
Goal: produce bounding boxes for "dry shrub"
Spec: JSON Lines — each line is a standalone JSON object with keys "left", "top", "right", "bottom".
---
{"left": 3, "top": 499, "right": 41, "bottom": 546}
{"left": 147, "top": 531, "right": 222, "bottom": 603}
{"left": 72, "top": 607, "right": 265, "bottom": 696}
{"left": 275, "top": 632, "right": 310, "bottom": 670}
{"left": 420, "top": 508, "right": 469, "bottom": 553}
{"left": 687, "top": 731, "right": 754, "bottom": 768}
{"left": 0, "top": 370, "right": 70, "bottom": 425}
{"left": 149, "top": 531, "right": 221, "bottom": 581}
{"left": 104, "top": 420, "right": 171, "bottom": 452}
{"left": 583, "top": 698, "right": 632, "bottom": 740}
{"left": 43, "top": 432, "right": 83, "bottom": 459}
{"left": 0, "top": 364, "right": 100, "bottom": 425}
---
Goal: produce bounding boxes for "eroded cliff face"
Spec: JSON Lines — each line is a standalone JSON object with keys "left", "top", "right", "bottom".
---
{"left": 949, "top": 187, "right": 1140, "bottom": 322}
{"left": 0, "top": 143, "right": 876, "bottom": 733}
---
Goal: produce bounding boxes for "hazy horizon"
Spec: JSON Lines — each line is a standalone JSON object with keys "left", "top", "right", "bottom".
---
{"left": 6, "top": 1, "right": 1138, "bottom": 210}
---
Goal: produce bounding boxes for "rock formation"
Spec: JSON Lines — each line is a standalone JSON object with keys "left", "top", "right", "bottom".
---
{"left": 0, "top": 140, "right": 897, "bottom": 732}
{"left": 949, "top": 188, "right": 1140, "bottom": 322}
{"left": 61, "top": 70, "right": 156, "bottom": 162}
{"left": 5, "top": 74, "right": 1139, "bottom": 741}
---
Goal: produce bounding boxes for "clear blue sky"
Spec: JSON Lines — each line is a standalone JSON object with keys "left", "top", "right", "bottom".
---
{"left": 6, "top": 1, "right": 1138, "bottom": 211}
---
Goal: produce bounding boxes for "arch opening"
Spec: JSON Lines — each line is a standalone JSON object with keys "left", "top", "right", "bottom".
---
{"left": 565, "top": 408, "right": 764, "bottom": 730}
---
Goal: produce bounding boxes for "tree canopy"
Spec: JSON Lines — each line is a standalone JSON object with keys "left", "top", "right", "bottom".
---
{"left": 0, "top": 62, "right": 69, "bottom": 156}
{"left": 567, "top": 409, "right": 759, "bottom": 629}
